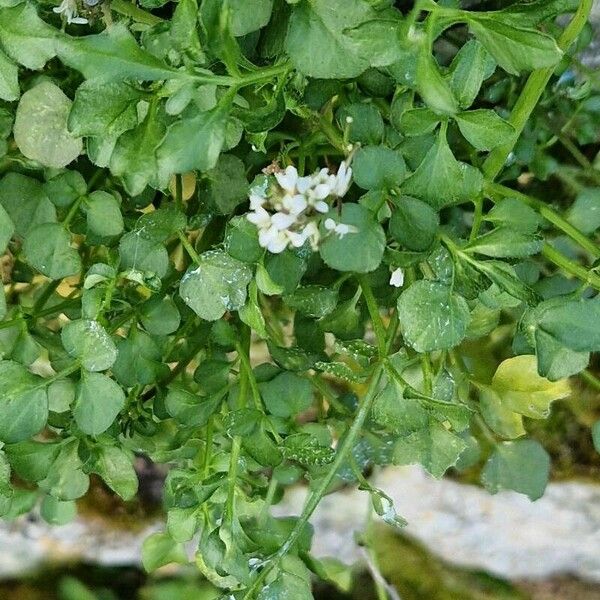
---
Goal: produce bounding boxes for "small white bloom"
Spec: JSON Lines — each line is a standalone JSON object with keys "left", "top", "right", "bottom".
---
{"left": 345, "top": 116, "right": 354, "bottom": 124}
{"left": 302, "top": 222, "right": 320, "bottom": 250}
{"left": 324, "top": 218, "right": 358, "bottom": 239}
{"left": 246, "top": 206, "right": 271, "bottom": 229}
{"left": 267, "top": 233, "right": 288, "bottom": 253}
{"left": 331, "top": 162, "right": 352, "bottom": 197}
{"left": 275, "top": 165, "right": 299, "bottom": 193}
{"left": 310, "top": 183, "right": 331, "bottom": 200}
{"left": 282, "top": 194, "right": 307, "bottom": 215}
{"left": 271, "top": 212, "right": 296, "bottom": 231}
{"left": 296, "top": 176, "right": 313, "bottom": 194}
{"left": 390, "top": 268, "right": 405, "bottom": 288}
{"left": 314, "top": 200, "right": 329, "bottom": 213}
{"left": 53, "top": 0, "right": 88, "bottom": 24}
{"left": 249, "top": 191, "right": 267, "bottom": 210}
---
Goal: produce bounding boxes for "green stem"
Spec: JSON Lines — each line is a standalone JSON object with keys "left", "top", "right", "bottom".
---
{"left": 177, "top": 230, "right": 201, "bottom": 265}
{"left": 482, "top": 0, "right": 593, "bottom": 180}
{"left": 541, "top": 244, "right": 600, "bottom": 291}
{"left": 358, "top": 276, "right": 387, "bottom": 358}
{"left": 32, "top": 280, "right": 61, "bottom": 314}
{"left": 225, "top": 436, "right": 242, "bottom": 526}
{"left": 469, "top": 194, "right": 484, "bottom": 242}
{"left": 235, "top": 340, "right": 263, "bottom": 412}
{"left": 110, "top": 0, "right": 163, "bottom": 25}
{"left": 581, "top": 369, "right": 600, "bottom": 392}
{"left": 485, "top": 182, "right": 600, "bottom": 259}
{"left": 242, "top": 363, "right": 385, "bottom": 599}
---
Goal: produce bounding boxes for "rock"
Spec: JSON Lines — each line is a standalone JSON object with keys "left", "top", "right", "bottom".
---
{"left": 2, "top": 467, "right": 600, "bottom": 583}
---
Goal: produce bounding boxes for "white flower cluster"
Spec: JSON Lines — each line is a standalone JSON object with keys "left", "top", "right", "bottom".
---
{"left": 53, "top": 0, "right": 88, "bottom": 24}
{"left": 247, "top": 163, "right": 356, "bottom": 254}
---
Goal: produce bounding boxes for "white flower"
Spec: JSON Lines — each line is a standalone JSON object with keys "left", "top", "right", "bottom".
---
{"left": 390, "top": 268, "right": 405, "bottom": 288}
{"left": 314, "top": 200, "right": 329, "bottom": 213}
{"left": 275, "top": 166, "right": 299, "bottom": 193}
{"left": 249, "top": 191, "right": 267, "bottom": 210}
{"left": 259, "top": 226, "right": 287, "bottom": 254}
{"left": 324, "top": 218, "right": 358, "bottom": 239}
{"left": 246, "top": 206, "right": 271, "bottom": 229}
{"left": 330, "top": 162, "right": 352, "bottom": 197}
{"left": 53, "top": 0, "right": 88, "bottom": 24}
{"left": 271, "top": 212, "right": 297, "bottom": 231}
{"left": 282, "top": 194, "right": 307, "bottom": 215}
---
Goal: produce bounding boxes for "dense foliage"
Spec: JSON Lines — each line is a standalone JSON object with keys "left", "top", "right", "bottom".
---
{"left": 0, "top": 0, "right": 599, "bottom": 597}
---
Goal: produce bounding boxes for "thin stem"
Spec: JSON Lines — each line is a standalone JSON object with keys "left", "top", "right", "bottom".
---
{"left": 581, "top": 369, "right": 600, "bottom": 392}
{"left": 224, "top": 436, "right": 242, "bottom": 527}
{"left": 482, "top": 0, "right": 593, "bottom": 180}
{"left": 242, "top": 363, "right": 385, "bottom": 599}
{"left": 32, "top": 280, "right": 61, "bottom": 314}
{"left": 485, "top": 182, "right": 600, "bottom": 259}
{"left": 235, "top": 340, "right": 263, "bottom": 412}
{"left": 541, "top": 244, "right": 600, "bottom": 291}
{"left": 358, "top": 276, "right": 387, "bottom": 358}
{"left": 421, "top": 353, "right": 433, "bottom": 396}
{"left": 177, "top": 230, "right": 201, "bottom": 265}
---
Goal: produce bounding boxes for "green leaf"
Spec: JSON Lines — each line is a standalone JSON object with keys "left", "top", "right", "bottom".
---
{"left": 260, "top": 372, "right": 313, "bottom": 418}
{"left": 23, "top": 223, "right": 81, "bottom": 280}
{"left": 157, "top": 102, "right": 229, "bottom": 179}
{"left": 225, "top": 216, "right": 263, "bottom": 263}
{"left": 166, "top": 387, "right": 223, "bottom": 427}
{"left": 535, "top": 298, "right": 600, "bottom": 353}
{"left": 0, "top": 173, "right": 56, "bottom": 237}
{"left": 567, "top": 188, "right": 600, "bottom": 235}
{"left": 485, "top": 197, "right": 541, "bottom": 234}
{"left": 0, "top": 202, "right": 14, "bottom": 254}
{"left": 112, "top": 330, "right": 169, "bottom": 387}
{"left": 282, "top": 433, "right": 334, "bottom": 466}
{"left": 118, "top": 231, "right": 169, "bottom": 279}
{"left": 397, "top": 280, "right": 470, "bottom": 352}
{"left": 140, "top": 296, "right": 180, "bottom": 336}
{"left": 397, "top": 108, "right": 440, "bottom": 137}
{"left": 40, "top": 495, "right": 76, "bottom": 525}
{"left": 44, "top": 171, "right": 87, "bottom": 208}
{"left": 393, "top": 420, "right": 467, "bottom": 478}
{"left": 481, "top": 440, "right": 550, "bottom": 500}
{"left": 14, "top": 81, "right": 82, "bottom": 168}
{"left": 257, "top": 570, "right": 313, "bottom": 600}
{"left": 402, "top": 129, "right": 483, "bottom": 210}
{"left": 200, "top": 153, "right": 248, "bottom": 214}
{"left": 319, "top": 204, "right": 385, "bottom": 273}
{"left": 47, "top": 379, "right": 75, "bottom": 413}
{"left": 109, "top": 104, "right": 166, "bottom": 196}
{"left": 479, "top": 386, "right": 526, "bottom": 439}
{"left": 61, "top": 319, "right": 117, "bottom": 372}
{"left": 337, "top": 103, "right": 384, "bottom": 145}
{"left": 179, "top": 250, "right": 252, "bottom": 321}
{"left": 467, "top": 16, "right": 562, "bottom": 75}
{"left": 38, "top": 441, "right": 89, "bottom": 501}
{"left": 0, "top": 48, "right": 18, "bottom": 102}
{"left": 352, "top": 145, "right": 406, "bottom": 190}
{"left": 0, "top": 4, "right": 58, "bottom": 70}
{"left": 56, "top": 23, "right": 180, "bottom": 82}
{"left": 142, "top": 532, "right": 188, "bottom": 572}
{"left": 389, "top": 196, "right": 439, "bottom": 251}
{"left": 86, "top": 191, "right": 124, "bottom": 238}
{"left": 534, "top": 328, "right": 589, "bottom": 382}
{"left": 465, "top": 227, "right": 542, "bottom": 258}
{"left": 593, "top": 420, "right": 600, "bottom": 454}
{"left": 228, "top": 0, "right": 274, "bottom": 36}
{"left": 239, "top": 280, "right": 268, "bottom": 338}
{"left": 69, "top": 80, "right": 142, "bottom": 138}
{"left": 285, "top": 0, "right": 374, "bottom": 79}
{"left": 343, "top": 17, "right": 404, "bottom": 69}
{"left": 73, "top": 371, "right": 125, "bottom": 436}
{"left": 454, "top": 109, "right": 514, "bottom": 151}
{"left": 284, "top": 286, "right": 338, "bottom": 318}
{"left": 0, "top": 360, "right": 48, "bottom": 443}
{"left": 416, "top": 43, "right": 458, "bottom": 116}
{"left": 5, "top": 441, "right": 59, "bottom": 483}
{"left": 94, "top": 445, "right": 138, "bottom": 501}
{"left": 448, "top": 39, "right": 496, "bottom": 110}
